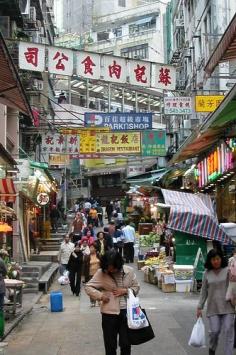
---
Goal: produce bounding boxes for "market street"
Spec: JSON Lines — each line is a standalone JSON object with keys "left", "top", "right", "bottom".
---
{"left": 5, "top": 267, "right": 226, "bottom": 355}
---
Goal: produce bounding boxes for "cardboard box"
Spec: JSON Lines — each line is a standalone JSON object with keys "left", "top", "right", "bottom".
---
{"left": 162, "top": 283, "right": 176, "bottom": 293}
{"left": 137, "top": 261, "right": 145, "bottom": 270}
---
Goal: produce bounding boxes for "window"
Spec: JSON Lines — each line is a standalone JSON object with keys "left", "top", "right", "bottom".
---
{"left": 97, "top": 31, "right": 109, "bottom": 42}
{"left": 113, "top": 27, "right": 122, "bottom": 38}
{"left": 118, "top": 0, "right": 126, "bottom": 7}
{"left": 129, "top": 17, "right": 156, "bottom": 36}
{"left": 121, "top": 44, "right": 149, "bottom": 59}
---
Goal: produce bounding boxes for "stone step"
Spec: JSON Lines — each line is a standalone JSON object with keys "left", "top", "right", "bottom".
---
{"left": 30, "top": 252, "right": 59, "bottom": 263}
{"left": 20, "top": 271, "right": 39, "bottom": 278}
{"left": 23, "top": 288, "right": 39, "bottom": 294}
{"left": 21, "top": 276, "right": 39, "bottom": 283}
{"left": 40, "top": 246, "right": 60, "bottom": 252}
{"left": 41, "top": 238, "right": 62, "bottom": 243}
{"left": 21, "top": 266, "right": 41, "bottom": 273}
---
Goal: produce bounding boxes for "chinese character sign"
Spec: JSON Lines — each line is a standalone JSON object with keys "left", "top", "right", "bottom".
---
{"left": 41, "top": 133, "right": 79, "bottom": 154}
{"left": 195, "top": 95, "right": 224, "bottom": 112}
{"left": 77, "top": 52, "right": 100, "bottom": 79}
{"left": 127, "top": 165, "right": 145, "bottom": 177}
{"left": 49, "top": 154, "right": 69, "bottom": 166}
{"left": 164, "top": 97, "right": 192, "bottom": 115}
{"left": 103, "top": 56, "right": 127, "bottom": 83}
{"left": 84, "top": 112, "right": 152, "bottom": 130}
{"left": 48, "top": 47, "right": 73, "bottom": 76}
{"left": 142, "top": 130, "right": 166, "bottom": 157}
{"left": 155, "top": 64, "right": 176, "bottom": 90}
{"left": 129, "top": 61, "right": 151, "bottom": 87}
{"left": 37, "top": 193, "right": 49, "bottom": 206}
{"left": 79, "top": 130, "right": 97, "bottom": 154}
{"left": 19, "top": 42, "right": 45, "bottom": 72}
{"left": 96, "top": 132, "right": 141, "bottom": 155}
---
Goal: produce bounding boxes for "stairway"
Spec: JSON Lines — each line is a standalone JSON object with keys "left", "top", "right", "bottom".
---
{"left": 20, "top": 262, "right": 53, "bottom": 293}
{"left": 30, "top": 231, "right": 64, "bottom": 263}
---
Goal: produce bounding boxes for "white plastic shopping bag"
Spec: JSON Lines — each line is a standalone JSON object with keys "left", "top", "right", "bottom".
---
{"left": 188, "top": 318, "right": 206, "bottom": 348}
{"left": 127, "top": 289, "right": 149, "bottom": 329}
{"left": 58, "top": 271, "right": 70, "bottom": 285}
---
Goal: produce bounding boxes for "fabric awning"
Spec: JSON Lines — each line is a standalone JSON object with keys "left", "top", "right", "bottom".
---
{"left": 0, "top": 179, "right": 17, "bottom": 203}
{"left": 161, "top": 189, "right": 232, "bottom": 245}
{"left": 0, "top": 32, "right": 32, "bottom": 116}
{"left": 126, "top": 168, "right": 168, "bottom": 186}
{"left": 205, "top": 13, "right": 236, "bottom": 75}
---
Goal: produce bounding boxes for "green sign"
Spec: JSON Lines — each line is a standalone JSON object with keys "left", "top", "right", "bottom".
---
{"left": 142, "top": 130, "right": 166, "bottom": 156}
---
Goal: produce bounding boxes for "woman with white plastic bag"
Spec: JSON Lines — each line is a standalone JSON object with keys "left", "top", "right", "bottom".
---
{"left": 196, "top": 249, "right": 235, "bottom": 355}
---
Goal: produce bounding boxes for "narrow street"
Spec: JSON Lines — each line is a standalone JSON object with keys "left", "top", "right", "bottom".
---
{"left": 5, "top": 267, "right": 226, "bottom": 355}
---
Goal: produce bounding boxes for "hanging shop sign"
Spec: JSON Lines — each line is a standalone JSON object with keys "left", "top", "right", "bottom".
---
{"left": 127, "top": 165, "right": 145, "bottom": 177}
{"left": 196, "top": 140, "right": 234, "bottom": 187}
{"left": 96, "top": 132, "right": 141, "bottom": 155}
{"left": 142, "top": 130, "right": 166, "bottom": 157}
{"left": 37, "top": 192, "right": 50, "bottom": 206}
{"left": 41, "top": 133, "right": 80, "bottom": 154}
{"left": 18, "top": 42, "right": 176, "bottom": 90}
{"left": 195, "top": 95, "right": 224, "bottom": 112}
{"left": 79, "top": 130, "right": 97, "bottom": 155}
{"left": 164, "top": 97, "right": 192, "bottom": 115}
{"left": 84, "top": 112, "right": 152, "bottom": 130}
{"left": 49, "top": 154, "right": 69, "bottom": 166}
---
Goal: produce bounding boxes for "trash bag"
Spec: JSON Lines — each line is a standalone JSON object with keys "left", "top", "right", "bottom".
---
{"left": 127, "top": 289, "right": 149, "bottom": 330}
{"left": 188, "top": 318, "right": 206, "bottom": 348}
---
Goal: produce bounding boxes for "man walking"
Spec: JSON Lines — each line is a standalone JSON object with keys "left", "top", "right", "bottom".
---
{"left": 122, "top": 221, "right": 136, "bottom": 263}
{"left": 58, "top": 235, "right": 74, "bottom": 275}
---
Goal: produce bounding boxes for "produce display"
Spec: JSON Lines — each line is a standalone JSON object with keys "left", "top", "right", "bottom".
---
{"left": 139, "top": 232, "right": 160, "bottom": 247}
{"left": 174, "top": 269, "right": 193, "bottom": 280}
{"left": 144, "top": 249, "right": 167, "bottom": 266}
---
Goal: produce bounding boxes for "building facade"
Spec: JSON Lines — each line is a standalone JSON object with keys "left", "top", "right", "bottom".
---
{"left": 165, "top": 0, "right": 236, "bottom": 154}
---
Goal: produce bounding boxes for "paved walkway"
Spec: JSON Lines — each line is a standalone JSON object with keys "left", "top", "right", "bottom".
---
{"left": 5, "top": 267, "right": 228, "bottom": 355}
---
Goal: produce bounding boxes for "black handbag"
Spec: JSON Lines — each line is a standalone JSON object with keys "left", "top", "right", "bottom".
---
{"left": 127, "top": 309, "right": 155, "bottom": 345}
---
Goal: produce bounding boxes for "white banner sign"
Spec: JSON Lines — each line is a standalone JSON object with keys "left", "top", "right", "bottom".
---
{"left": 155, "top": 64, "right": 176, "bottom": 91}
{"left": 103, "top": 56, "right": 127, "bottom": 83}
{"left": 129, "top": 60, "right": 151, "bottom": 87}
{"left": 19, "top": 42, "right": 45, "bottom": 72}
{"left": 48, "top": 47, "right": 73, "bottom": 76}
{"left": 164, "top": 97, "right": 192, "bottom": 115}
{"left": 77, "top": 52, "right": 100, "bottom": 79}
{"left": 18, "top": 42, "right": 176, "bottom": 90}
{"left": 41, "top": 133, "right": 79, "bottom": 154}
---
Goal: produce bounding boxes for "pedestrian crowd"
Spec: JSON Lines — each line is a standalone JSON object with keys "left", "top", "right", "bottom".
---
{"left": 57, "top": 198, "right": 136, "bottom": 304}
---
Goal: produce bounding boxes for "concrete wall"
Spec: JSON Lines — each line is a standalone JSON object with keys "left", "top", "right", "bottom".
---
{"left": 0, "top": 104, "right": 7, "bottom": 148}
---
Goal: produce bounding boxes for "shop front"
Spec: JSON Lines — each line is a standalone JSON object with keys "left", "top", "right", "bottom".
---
{"left": 16, "top": 160, "right": 58, "bottom": 259}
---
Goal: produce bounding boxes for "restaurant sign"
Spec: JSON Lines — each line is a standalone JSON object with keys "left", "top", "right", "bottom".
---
{"left": 164, "top": 97, "right": 192, "bottom": 115}
{"left": 84, "top": 112, "right": 152, "bottom": 130}
{"left": 37, "top": 193, "right": 49, "bottom": 206}
{"left": 96, "top": 132, "right": 141, "bottom": 155}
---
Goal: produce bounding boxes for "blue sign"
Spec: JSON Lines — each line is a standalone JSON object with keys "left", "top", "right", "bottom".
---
{"left": 84, "top": 112, "right": 152, "bottom": 130}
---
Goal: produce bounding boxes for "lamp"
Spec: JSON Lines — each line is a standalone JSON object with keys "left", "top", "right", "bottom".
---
{"left": 0, "top": 222, "right": 12, "bottom": 233}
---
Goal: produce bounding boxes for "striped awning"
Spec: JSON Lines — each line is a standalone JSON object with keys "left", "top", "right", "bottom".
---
{"left": 162, "top": 189, "right": 232, "bottom": 245}
{"left": 0, "top": 179, "right": 17, "bottom": 203}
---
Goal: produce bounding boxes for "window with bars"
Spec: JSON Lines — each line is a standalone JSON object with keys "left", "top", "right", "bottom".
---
{"left": 121, "top": 44, "right": 149, "bottom": 59}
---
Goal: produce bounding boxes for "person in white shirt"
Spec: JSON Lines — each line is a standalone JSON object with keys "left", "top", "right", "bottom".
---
{"left": 122, "top": 221, "right": 136, "bottom": 263}
{"left": 58, "top": 235, "right": 75, "bottom": 275}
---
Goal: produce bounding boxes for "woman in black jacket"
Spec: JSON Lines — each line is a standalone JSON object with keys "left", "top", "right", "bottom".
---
{"left": 67, "top": 243, "right": 83, "bottom": 296}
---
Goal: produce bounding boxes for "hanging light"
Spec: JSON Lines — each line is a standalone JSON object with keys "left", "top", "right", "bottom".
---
{"left": 0, "top": 222, "right": 12, "bottom": 233}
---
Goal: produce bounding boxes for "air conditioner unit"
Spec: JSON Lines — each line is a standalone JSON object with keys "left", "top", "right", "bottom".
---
{"left": 29, "top": 7, "right": 37, "bottom": 21}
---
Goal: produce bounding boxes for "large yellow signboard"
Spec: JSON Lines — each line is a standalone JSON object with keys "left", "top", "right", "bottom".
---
{"left": 96, "top": 132, "right": 141, "bottom": 155}
{"left": 79, "top": 130, "right": 97, "bottom": 154}
{"left": 195, "top": 95, "right": 224, "bottom": 112}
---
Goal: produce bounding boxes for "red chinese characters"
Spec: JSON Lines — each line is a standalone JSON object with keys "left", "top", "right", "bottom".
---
{"left": 158, "top": 67, "right": 171, "bottom": 87}
{"left": 109, "top": 60, "right": 122, "bottom": 79}
{"left": 24, "top": 47, "right": 39, "bottom": 67}
{"left": 82, "top": 56, "right": 96, "bottom": 75}
{"left": 53, "top": 51, "right": 69, "bottom": 71}
{"left": 134, "top": 64, "right": 147, "bottom": 84}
